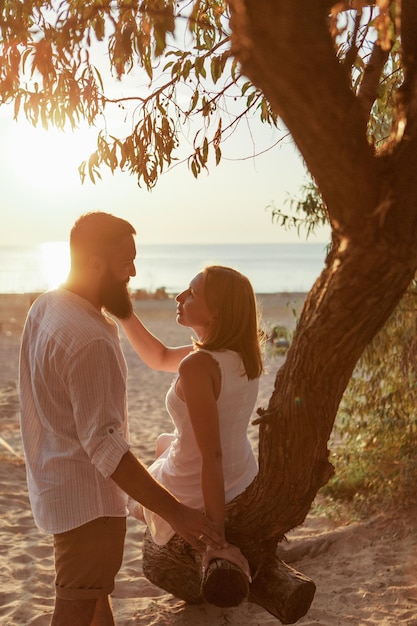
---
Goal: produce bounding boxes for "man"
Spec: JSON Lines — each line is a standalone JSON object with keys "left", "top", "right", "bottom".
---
{"left": 19, "top": 212, "right": 223, "bottom": 626}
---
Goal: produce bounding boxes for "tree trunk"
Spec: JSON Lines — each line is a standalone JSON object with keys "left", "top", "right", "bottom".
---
{"left": 142, "top": 1, "right": 417, "bottom": 621}
{"left": 142, "top": 530, "right": 316, "bottom": 623}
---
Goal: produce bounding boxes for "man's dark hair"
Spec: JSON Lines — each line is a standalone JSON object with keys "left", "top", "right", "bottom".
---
{"left": 70, "top": 212, "right": 136, "bottom": 268}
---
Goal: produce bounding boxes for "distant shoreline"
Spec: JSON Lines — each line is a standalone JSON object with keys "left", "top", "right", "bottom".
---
{"left": 0, "top": 241, "right": 326, "bottom": 294}
{"left": 0, "top": 289, "right": 309, "bottom": 297}
{"left": 0, "top": 290, "right": 308, "bottom": 354}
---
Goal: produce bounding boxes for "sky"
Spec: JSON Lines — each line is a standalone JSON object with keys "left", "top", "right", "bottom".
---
{"left": 1, "top": 110, "right": 330, "bottom": 249}
{"left": 0, "top": 27, "right": 331, "bottom": 250}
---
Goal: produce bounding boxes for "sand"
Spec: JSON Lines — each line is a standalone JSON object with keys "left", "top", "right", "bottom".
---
{"left": 1, "top": 292, "right": 416, "bottom": 626}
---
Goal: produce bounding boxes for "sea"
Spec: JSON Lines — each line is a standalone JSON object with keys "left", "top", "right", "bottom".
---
{"left": 0, "top": 242, "right": 328, "bottom": 295}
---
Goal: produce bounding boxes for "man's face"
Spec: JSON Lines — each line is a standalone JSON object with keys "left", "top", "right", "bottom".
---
{"left": 99, "top": 234, "right": 136, "bottom": 318}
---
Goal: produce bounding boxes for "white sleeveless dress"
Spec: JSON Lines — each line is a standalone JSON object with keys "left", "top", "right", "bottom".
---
{"left": 143, "top": 349, "right": 259, "bottom": 545}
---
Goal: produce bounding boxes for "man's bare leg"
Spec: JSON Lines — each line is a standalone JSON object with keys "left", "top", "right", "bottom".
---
{"left": 91, "top": 595, "right": 115, "bottom": 626}
{"left": 51, "top": 595, "right": 115, "bottom": 626}
{"left": 51, "top": 597, "right": 96, "bottom": 626}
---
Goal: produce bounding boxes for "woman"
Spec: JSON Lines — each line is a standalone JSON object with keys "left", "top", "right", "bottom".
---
{"left": 120, "top": 265, "right": 263, "bottom": 581}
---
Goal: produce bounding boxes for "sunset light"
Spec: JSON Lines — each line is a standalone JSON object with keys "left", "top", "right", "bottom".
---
{"left": 6, "top": 120, "right": 96, "bottom": 193}
{"left": 39, "top": 241, "right": 70, "bottom": 290}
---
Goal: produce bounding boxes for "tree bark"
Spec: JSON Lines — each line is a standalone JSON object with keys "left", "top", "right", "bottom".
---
{"left": 142, "top": 530, "right": 316, "bottom": 623}
{"left": 249, "top": 555, "right": 316, "bottom": 624}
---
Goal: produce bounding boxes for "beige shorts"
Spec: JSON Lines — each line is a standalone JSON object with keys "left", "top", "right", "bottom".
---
{"left": 53, "top": 516, "right": 126, "bottom": 600}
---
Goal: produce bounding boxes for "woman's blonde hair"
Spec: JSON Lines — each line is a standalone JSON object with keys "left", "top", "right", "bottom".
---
{"left": 194, "top": 265, "right": 264, "bottom": 379}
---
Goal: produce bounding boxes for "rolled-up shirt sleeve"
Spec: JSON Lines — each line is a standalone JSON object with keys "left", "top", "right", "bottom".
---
{"left": 90, "top": 424, "right": 130, "bottom": 478}
{"left": 67, "top": 337, "right": 130, "bottom": 478}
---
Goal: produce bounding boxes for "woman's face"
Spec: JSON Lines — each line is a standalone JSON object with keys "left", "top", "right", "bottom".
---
{"left": 175, "top": 272, "right": 214, "bottom": 337}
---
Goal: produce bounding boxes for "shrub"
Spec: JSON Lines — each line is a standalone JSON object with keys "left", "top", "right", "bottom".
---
{"left": 322, "top": 282, "right": 417, "bottom": 516}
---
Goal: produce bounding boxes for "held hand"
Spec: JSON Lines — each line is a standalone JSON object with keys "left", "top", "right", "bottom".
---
{"left": 169, "top": 503, "right": 227, "bottom": 551}
{"left": 202, "top": 543, "right": 252, "bottom": 582}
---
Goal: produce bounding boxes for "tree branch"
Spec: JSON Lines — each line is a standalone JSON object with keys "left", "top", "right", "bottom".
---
{"left": 343, "top": 9, "right": 361, "bottom": 72}
{"left": 398, "top": 0, "right": 417, "bottom": 114}
{"left": 228, "top": 0, "right": 380, "bottom": 240}
{"left": 358, "top": 41, "right": 390, "bottom": 117}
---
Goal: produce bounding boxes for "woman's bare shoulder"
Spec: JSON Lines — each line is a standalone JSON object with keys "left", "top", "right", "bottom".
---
{"left": 179, "top": 349, "right": 219, "bottom": 374}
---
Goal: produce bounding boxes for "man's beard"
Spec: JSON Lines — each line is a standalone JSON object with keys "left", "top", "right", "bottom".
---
{"left": 99, "top": 270, "right": 133, "bottom": 319}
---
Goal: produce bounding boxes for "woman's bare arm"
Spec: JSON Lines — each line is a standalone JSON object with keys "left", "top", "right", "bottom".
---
{"left": 178, "top": 352, "right": 226, "bottom": 537}
{"left": 120, "top": 312, "right": 192, "bottom": 372}
{"left": 178, "top": 352, "right": 252, "bottom": 580}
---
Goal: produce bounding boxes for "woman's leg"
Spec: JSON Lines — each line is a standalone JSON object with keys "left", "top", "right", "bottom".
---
{"left": 155, "top": 433, "right": 175, "bottom": 458}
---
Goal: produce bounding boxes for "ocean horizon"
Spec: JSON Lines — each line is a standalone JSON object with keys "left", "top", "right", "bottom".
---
{"left": 0, "top": 242, "right": 328, "bottom": 295}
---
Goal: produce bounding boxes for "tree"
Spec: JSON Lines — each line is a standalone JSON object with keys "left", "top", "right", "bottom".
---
{"left": 2, "top": 1, "right": 417, "bottom": 622}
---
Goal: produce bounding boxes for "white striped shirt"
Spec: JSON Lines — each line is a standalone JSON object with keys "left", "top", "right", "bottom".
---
{"left": 19, "top": 288, "right": 130, "bottom": 533}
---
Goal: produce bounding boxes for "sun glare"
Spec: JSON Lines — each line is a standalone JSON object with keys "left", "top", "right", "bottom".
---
{"left": 40, "top": 241, "right": 70, "bottom": 290}
{"left": 6, "top": 120, "right": 96, "bottom": 192}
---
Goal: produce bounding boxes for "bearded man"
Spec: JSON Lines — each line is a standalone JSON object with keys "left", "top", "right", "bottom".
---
{"left": 19, "top": 212, "right": 223, "bottom": 626}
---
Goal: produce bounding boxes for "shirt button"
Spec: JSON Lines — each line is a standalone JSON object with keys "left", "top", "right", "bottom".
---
{"left": 109, "top": 428, "right": 114, "bottom": 434}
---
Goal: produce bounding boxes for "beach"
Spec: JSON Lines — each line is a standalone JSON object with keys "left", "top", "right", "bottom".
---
{"left": 1, "top": 292, "right": 416, "bottom": 626}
